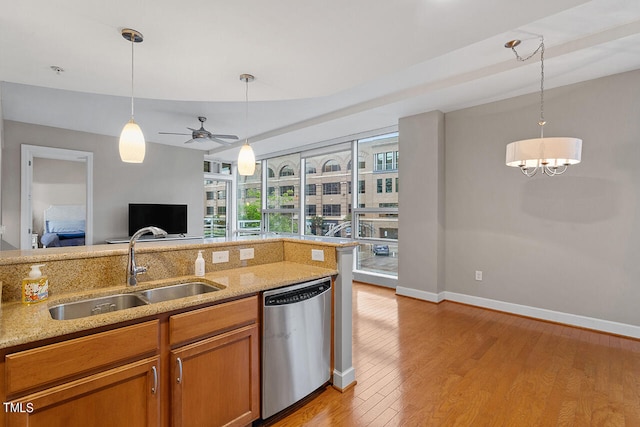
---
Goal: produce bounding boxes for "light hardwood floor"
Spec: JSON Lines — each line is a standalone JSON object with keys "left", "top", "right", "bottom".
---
{"left": 273, "top": 282, "right": 640, "bottom": 426}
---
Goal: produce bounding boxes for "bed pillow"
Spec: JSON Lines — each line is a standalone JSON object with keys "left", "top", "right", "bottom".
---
{"left": 46, "top": 220, "right": 86, "bottom": 234}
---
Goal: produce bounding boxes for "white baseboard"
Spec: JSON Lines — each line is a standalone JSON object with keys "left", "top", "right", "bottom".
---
{"left": 394, "top": 288, "right": 640, "bottom": 339}
{"left": 396, "top": 286, "right": 444, "bottom": 303}
{"left": 332, "top": 367, "right": 356, "bottom": 390}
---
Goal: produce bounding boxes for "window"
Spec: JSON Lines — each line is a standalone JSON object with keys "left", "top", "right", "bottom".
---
{"left": 306, "top": 205, "right": 317, "bottom": 216}
{"left": 217, "top": 190, "right": 226, "bottom": 199}
{"left": 358, "top": 180, "right": 365, "bottom": 194}
{"left": 359, "top": 160, "right": 366, "bottom": 169}
{"left": 206, "top": 191, "right": 214, "bottom": 200}
{"left": 280, "top": 185, "right": 294, "bottom": 197}
{"left": 347, "top": 160, "right": 352, "bottom": 170}
{"left": 323, "top": 182, "right": 341, "bottom": 195}
{"left": 281, "top": 205, "right": 294, "bottom": 209}
{"left": 268, "top": 168, "right": 275, "bottom": 178}
{"left": 236, "top": 162, "right": 262, "bottom": 236}
{"left": 348, "top": 181, "right": 352, "bottom": 194}
{"left": 374, "top": 151, "right": 399, "bottom": 171}
{"left": 306, "top": 184, "right": 316, "bottom": 196}
{"left": 268, "top": 187, "right": 275, "bottom": 196}
{"left": 206, "top": 206, "right": 214, "bottom": 215}
{"left": 323, "top": 160, "right": 341, "bottom": 173}
{"left": 306, "top": 164, "right": 317, "bottom": 174}
{"left": 356, "top": 132, "right": 399, "bottom": 278}
{"left": 280, "top": 165, "right": 295, "bottom": 177}
{"left": 217, "top": 206, "right": 226, "bottom": 216}
{"left": 322, "top": 204, "right": 341, "bottom": 217}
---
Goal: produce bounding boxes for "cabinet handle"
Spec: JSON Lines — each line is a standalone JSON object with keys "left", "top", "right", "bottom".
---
{"left": 151, "top": 366, "right": 158, "bottom": 394}
{"left": 176, "top": 357, "right": 183, "bottom": 384}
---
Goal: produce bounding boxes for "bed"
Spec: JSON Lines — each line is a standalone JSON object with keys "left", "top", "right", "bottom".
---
{"left": 41, "top": 205, "right": 86, "bottom": 248}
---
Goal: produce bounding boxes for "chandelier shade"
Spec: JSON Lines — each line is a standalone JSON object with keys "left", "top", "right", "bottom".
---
{"left": 506, "top": 137, "right": 582, "bottom": 169}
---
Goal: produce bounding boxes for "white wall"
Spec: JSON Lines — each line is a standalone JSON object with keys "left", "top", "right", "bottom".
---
{"left": 1, "top": 121, "right": 204, "bottom": 246}
{"left": 443, "top": 69, "right": 640, "bottom": 327}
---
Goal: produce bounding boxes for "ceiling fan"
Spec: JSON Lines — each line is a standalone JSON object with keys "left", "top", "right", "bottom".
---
{"left": 159, "top": 116, "right": 239, "bottom": 145}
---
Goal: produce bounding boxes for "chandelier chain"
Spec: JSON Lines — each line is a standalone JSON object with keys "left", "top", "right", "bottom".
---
{"left": 511, "top": 37, "right": 545, "bottom": 136}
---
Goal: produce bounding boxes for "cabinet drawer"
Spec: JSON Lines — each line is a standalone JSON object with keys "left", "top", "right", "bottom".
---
{"left": 170, "top": 295, "right": 258, "bottom": 346}
{"left": 5, "top": 320, "right": 159, "bottom": 396}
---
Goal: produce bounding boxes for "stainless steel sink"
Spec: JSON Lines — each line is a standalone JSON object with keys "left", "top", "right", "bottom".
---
{"left": 49, "top": 294, "right": 148, "bottom": 321}
{"left": 137, "top": 281, "right": 220, "bottom": 304}
{"left": 49, "top": 281, "right": 221, "bottom": 320}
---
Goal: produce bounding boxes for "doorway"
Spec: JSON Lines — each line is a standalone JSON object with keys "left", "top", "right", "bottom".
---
{"left": 20, "top": 145, "right": 93, "bottom": 250}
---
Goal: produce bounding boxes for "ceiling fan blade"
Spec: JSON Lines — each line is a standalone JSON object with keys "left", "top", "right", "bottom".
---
{"left": 211, "top": 134, "right": 239, "bottom": 140}
{"left": 183, "top": 139, "right": 197, "bottom": 144}
{"left": 187, "top": 127, "right": 198, "bottom": 132}
{"left": 209, "top": 137, "right": 235, "bottom": 145}
{"left": 159, "top": 132, "right": 191, "bottom": 136}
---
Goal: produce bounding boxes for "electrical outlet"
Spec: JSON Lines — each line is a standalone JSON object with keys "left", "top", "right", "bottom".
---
{"left": 311, "top": 249, "right": 325, "bottom": 262}
{"left": 239, "top": 248, "right": 254, "bottom": 260}
{"left": 212, "top": 251, "right": 229, "bottom": 263}
{"left": 475, "top": 270, "right": 483, "bottom": 281}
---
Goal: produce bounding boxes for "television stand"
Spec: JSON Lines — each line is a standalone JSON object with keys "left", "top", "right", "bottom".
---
{"left": 105, "top": 235, "right": 203, "bottom": 244}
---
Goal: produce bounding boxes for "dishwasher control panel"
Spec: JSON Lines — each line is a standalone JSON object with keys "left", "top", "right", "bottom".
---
{"left": 264, "top": 280, "right": 330, "bottom": 306}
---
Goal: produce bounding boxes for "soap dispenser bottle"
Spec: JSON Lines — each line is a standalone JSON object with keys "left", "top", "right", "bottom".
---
{"left": 22, "top": 264, "right": 49, "bottom": 304}
{"left": 195, "top": 250, "right": 205, "bottom": 277}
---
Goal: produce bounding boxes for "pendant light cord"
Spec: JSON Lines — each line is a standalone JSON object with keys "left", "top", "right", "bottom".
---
{"left": 130, "top": 39, "right": 135, "bottom": 119}
{"left": 244, "top": 77, "right": 249, "bottom": 144}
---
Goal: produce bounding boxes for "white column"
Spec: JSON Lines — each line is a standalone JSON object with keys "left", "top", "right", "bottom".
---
{"left": 333, "top": 245, "right": 356, "bottom": 390}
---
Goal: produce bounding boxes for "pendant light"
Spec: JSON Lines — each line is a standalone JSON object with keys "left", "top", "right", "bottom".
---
{"left": 504, "top": 37, "right": 582, "bottom": 177}
{"left": 237, "top": 73, "right": 256, "bottom": 176}
{"left": 119, "top": 28, "right": 146, "bottom": 163}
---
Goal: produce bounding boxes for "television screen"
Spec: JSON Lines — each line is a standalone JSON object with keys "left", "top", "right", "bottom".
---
{"left": 128, "top": 203, "right": 187, "bottom": 236}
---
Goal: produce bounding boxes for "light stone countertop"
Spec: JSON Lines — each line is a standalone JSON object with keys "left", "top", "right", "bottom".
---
{"left": 0, "top": 261, "right": 337, "bottom": 350}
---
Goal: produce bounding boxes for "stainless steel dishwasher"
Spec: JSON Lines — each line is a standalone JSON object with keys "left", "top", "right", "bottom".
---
{"left": 262, "top": 277, "right": 332, "bottom": 419}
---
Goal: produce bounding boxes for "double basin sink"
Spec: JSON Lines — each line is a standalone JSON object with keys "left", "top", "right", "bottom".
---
{"left": 49, "top": 281, "right": 221, "bottom": 321}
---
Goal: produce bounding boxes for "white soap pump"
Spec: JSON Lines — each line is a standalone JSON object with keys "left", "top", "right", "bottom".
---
{"left": 195, "top": 250, "right": 205, "bottom": 277}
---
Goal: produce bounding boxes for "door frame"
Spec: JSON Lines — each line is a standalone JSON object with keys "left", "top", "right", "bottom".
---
{"left": 20, "top": 145, "right": 94, "bottom": 250}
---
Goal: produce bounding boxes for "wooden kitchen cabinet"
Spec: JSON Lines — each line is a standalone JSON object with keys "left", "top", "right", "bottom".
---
{"left": 171, "top": 324, "right": 259, "bottom": 427}
{"left": 5, "top": 357, "right": 160, "bottom": 427}
{"left": 3, "top": 321, "right": 160, "bottom": 427}
{"left": 169, "top": 295, "right": 260, "bottom": 427}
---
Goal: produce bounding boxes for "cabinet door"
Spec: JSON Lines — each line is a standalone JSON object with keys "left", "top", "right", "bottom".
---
{"left": 171, "top": 324, "right": 259, "bottom": 427}
{"left": 5, "top": 357, "right": 160, "bottom": 427}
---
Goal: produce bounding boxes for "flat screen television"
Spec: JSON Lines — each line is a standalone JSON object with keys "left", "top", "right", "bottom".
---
{"left": 128, "top": 203, "right": 188, "bottom": 236}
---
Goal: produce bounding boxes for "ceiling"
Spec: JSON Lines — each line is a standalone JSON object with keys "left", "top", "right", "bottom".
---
{"left": 1, "top": 0, "right": 640, "bottom": 162}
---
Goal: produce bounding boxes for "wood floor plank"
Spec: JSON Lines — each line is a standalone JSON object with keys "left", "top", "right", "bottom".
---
{"left": 271, "top": 282, "right": 640, "bottom": 427}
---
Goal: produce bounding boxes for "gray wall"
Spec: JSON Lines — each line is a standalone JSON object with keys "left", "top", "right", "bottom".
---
{"left": 398, "top": 111, "right": 445, "bottom": 296}
{"left": 443, "top": 69, "right": 640, "bottom": 326}
{"left": 2, "top": 121, "right": 204, "bottom": 246}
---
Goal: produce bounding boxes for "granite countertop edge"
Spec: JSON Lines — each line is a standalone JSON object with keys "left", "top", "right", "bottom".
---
{"left": 0, "top": 261, "right": 337, "bottom": 350}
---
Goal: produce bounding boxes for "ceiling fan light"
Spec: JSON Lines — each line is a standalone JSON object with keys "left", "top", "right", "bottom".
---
{"left": 238, "top": 142, "right": 256, "bottom": 176}
{"left": 119, "top": 119, "right": 146, "bottom": 163}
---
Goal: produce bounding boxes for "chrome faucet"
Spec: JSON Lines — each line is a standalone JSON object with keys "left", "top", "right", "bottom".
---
{"left": 127, "top": 226, "right": 167, "bottom": 286}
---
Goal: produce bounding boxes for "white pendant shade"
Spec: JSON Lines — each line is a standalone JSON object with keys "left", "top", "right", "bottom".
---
{"left": 238, "top": 142, "right": 256, "bottom": 176}
{"left": 119, "top": 119, "right": 146, "bottom": 163}
{"left": 506, "top": 137, "right": 582, "bottom": 169}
